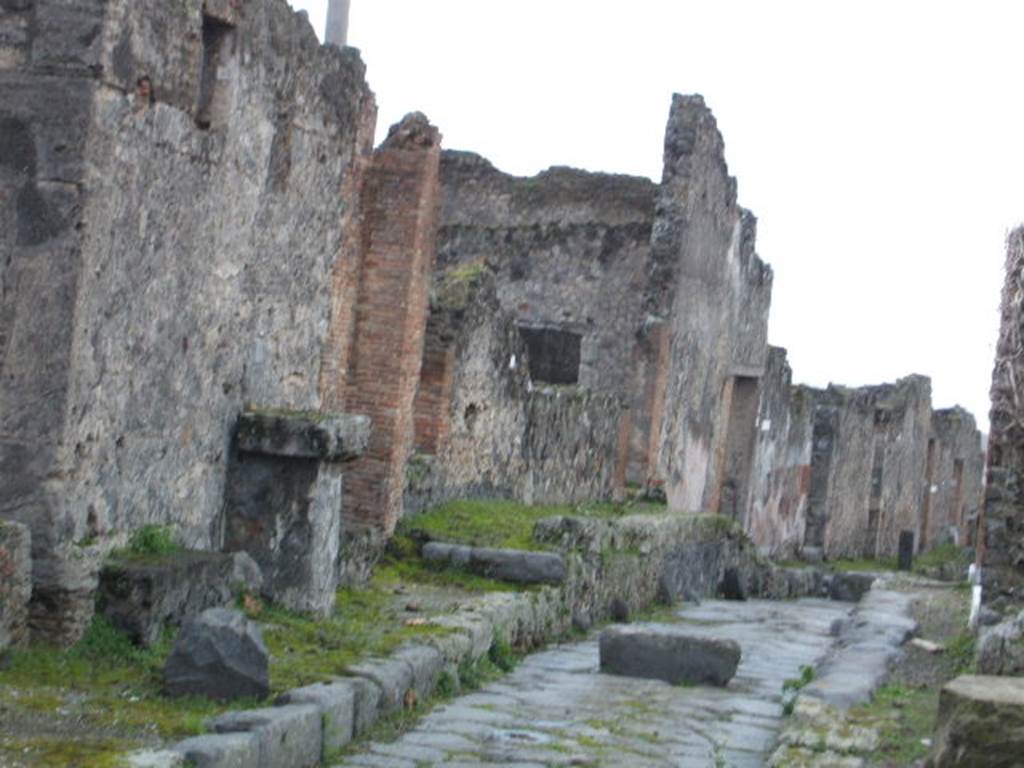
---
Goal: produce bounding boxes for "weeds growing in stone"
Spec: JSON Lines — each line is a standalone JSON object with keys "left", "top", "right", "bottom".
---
{"left": 114, "top": 524, "right": 182, "bottom": 559}
{"left": 400, "top": 498, "right": 668, "bottom": 552}
{"left": 781, "top": 664, "right": 816, "bottom": 715}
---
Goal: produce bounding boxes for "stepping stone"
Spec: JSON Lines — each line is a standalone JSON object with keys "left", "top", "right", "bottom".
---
{"left": 598, "top": 625, "right": 741, "bottom": 686}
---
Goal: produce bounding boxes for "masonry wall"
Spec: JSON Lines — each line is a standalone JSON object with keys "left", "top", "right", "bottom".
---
{"left": 927, "top": 408, "right": 984, "bottom": 548}
{"left": 436, "top": 96, "right": 773, "bottom": 512}
{"left": 983, "top": 227, "right": 1024, "bottom": 598}
{"left": 406, "top": 269, "right": 626, "bottom": 515}
{"left": 437, "top": 153, "right": 661, "bottom": 486}
{"left": 746, "top": 347, "right": 813, "bottom": 558}
{"left": 651, "top": 96, "right": 774, "bottom": 514}
{"left": 1, "top": 0, "right": 375, "bottom": 642}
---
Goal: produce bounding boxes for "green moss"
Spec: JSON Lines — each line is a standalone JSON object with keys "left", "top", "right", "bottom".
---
{"left": 261, "top": 579, "right": 451, "bottom": 693}
{"left": 245, "top": 406, "right": 334, "bottom": 422}
{"left": 914, "top": 542, "right": 969, "bottom": 574}
{"left": 827, "top": 557, "right": 898, "bottom": 572}
{"left": 434, "top": 263, "right": 488, "bottom": 310}
{"left": 0, "top": 737, "right": 134, "bottom": 768}
{"left": 0, "top": 616, "right": 231, "bottom": 743}
{"left": 401, "top": 498, "right": 669, "bottom": 553}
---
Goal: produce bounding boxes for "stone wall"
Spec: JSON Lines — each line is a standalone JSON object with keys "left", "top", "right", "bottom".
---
{"left": 928, "top": 408, "right": 984, "bottom": 548}
{"left": 1, "top": 0, "right": 376, "bottom": 642}
{"left": 406, "top": 268, "right": 626, "bottom": 515}
{"left": 746, "top": 347, "right": 813, "bottom": 558}
{"left": 435, "top": 96, "right": 773, "bottom": 514}
{"left": 437, "top": 153, "right": 661, "bottom": 487}
{"left": 652, "top": 96, "right": 773, "bottom": 514}
{"left": 742, "top": 371, "right": 983, "bottom": 562}
{"left": 983, "top": 227, "right": 1024, "bottom": 598}
{"left": 0, "top": 520, "right": 31, "bottom": 652}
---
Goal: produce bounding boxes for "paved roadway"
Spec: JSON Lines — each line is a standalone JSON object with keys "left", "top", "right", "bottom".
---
{"left": 333, "top": 598, "right": 856, "bottom": 768}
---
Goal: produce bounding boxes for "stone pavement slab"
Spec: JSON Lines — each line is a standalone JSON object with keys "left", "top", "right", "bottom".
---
{"left": 332, "top": 598, "right": 853, "bottom": 767}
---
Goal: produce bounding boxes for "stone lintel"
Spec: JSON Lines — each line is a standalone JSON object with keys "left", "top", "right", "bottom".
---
{"left": 236, "top": 409, "right": 370, "bottom": 462}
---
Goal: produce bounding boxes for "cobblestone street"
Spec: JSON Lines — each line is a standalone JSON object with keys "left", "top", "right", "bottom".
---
{"left": 334, "top": 598, "right": 857, "bottom": 768}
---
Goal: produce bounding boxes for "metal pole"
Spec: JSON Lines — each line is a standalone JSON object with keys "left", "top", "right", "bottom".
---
{"left": 325, "top": 0, "right": 351, "bottom": 47}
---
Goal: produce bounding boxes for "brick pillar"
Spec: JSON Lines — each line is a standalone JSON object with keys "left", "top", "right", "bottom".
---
{"left": 412, "top": 329, "right": 455, "bottom": 455}
{"left": 342, "top": 114, "right": 441, "bottom": 539}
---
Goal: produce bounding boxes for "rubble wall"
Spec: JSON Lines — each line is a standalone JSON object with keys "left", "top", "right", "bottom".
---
{"left": 437, "top": 152, "right": 660, "bottom": 485}
{"left": 1, "top": 0, "right": 375, "bottom": 642}
{"left": 984, "top": 227, "right": 1024, "bottom": 597}
{"left": 746, "top": 348, "right": 813, "bottom": 558}
{"left": 406, "top": 270, "right": 626, "bottom": 515}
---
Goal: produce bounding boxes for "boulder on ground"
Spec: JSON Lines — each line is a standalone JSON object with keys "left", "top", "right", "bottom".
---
{"left": 599, "top": 625, "right": 740, "bottom": 686}
{"left": 164, "top": 608, "right": 269, "bottom": 701}
{"left": 976, "top": 609, "right": 1024, "bottom": 675}
{"left": 928, "top": 675, "right": 1024, "bottom": 768}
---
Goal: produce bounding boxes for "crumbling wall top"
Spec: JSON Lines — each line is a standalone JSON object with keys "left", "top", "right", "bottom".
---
{"left": 382, "top": 112, "right": 441, "bottom": 150}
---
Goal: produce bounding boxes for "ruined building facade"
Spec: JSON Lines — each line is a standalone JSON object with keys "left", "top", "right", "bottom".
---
{"left": 982, "top": 227, "right": 1024, "bottom": 600}
{"left": 0, "top": 0, "right": 983, "bottom": 646}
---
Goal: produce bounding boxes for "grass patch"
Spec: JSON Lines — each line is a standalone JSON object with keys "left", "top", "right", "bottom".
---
{"left": 259, "top": 578, "right": 451, "bottom": 693}
{"left": 401, "top": 498, "right": 668, "bottom": 552}
{"left": 109, "top": 525, "right": 181, "bottom": 561}
{"left": 828, "top": 557, "right": 898, "bottom": 573}
{"left": 0, "top": 615, "right": 229, "bottom": 744}
{"left": 946, "top": 631, "right": 976, "bottom": 674}
{"left": 850, "top": 683, "right": 938, "bottom": 765}
{"left": 914, "top": 543, "right": 969, "bottom": 575}
{"left": 0, "top": 737, "right": 135, "bottom": 768}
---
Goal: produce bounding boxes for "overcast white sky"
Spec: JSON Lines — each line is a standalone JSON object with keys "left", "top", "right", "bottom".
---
{"left": 291, "top": 0, "right": 1023, "bottom": 428}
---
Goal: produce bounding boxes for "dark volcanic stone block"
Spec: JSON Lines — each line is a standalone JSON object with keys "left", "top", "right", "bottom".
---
{"left": 164, "top": 608, "right": 269, "bottom": 701}
{"left": 599, "top": 625, "right": 741, "bottom": 686}
{"left": 223, "top": 457, "right": 342, "bottom": 616}
{"left": 236, "top": 410, "right": 370, "bottom": 462}
{"left": 421, "top": 542, "right": 566, "bottom": 585}
{"left": 99, "top": 551, "right": 263, "bottom": 647}
{"left": 827, "top": 571, "right": 877, "bottom": 603}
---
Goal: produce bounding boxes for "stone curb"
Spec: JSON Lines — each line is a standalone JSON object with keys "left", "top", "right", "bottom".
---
{"left": 128, "top": 585, "right": 568, "bottom": 768}
{"left": 770, "top": 583, "right": 918, "bottom": 766}
{"left": 127, "top": 529, "right": 844, "bottom": 767}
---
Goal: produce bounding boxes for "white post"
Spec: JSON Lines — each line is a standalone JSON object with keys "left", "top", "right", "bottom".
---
{"left": 325, "top": 0, "right": 351, "bottom": 47}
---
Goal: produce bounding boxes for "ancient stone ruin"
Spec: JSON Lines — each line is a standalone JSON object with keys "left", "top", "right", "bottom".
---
{"left": 981, "top": 226, "right": 1024, "bottom": 602}
{"left": 0, "top": 0, "right": 986, "bottom": 654}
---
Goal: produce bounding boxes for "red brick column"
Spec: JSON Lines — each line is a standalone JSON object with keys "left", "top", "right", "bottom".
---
{"left": 412, "top": 333, "right": 455, "bottom": 455}
{"left": 341, "top": 114, "right": 441, "bottom": 536}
